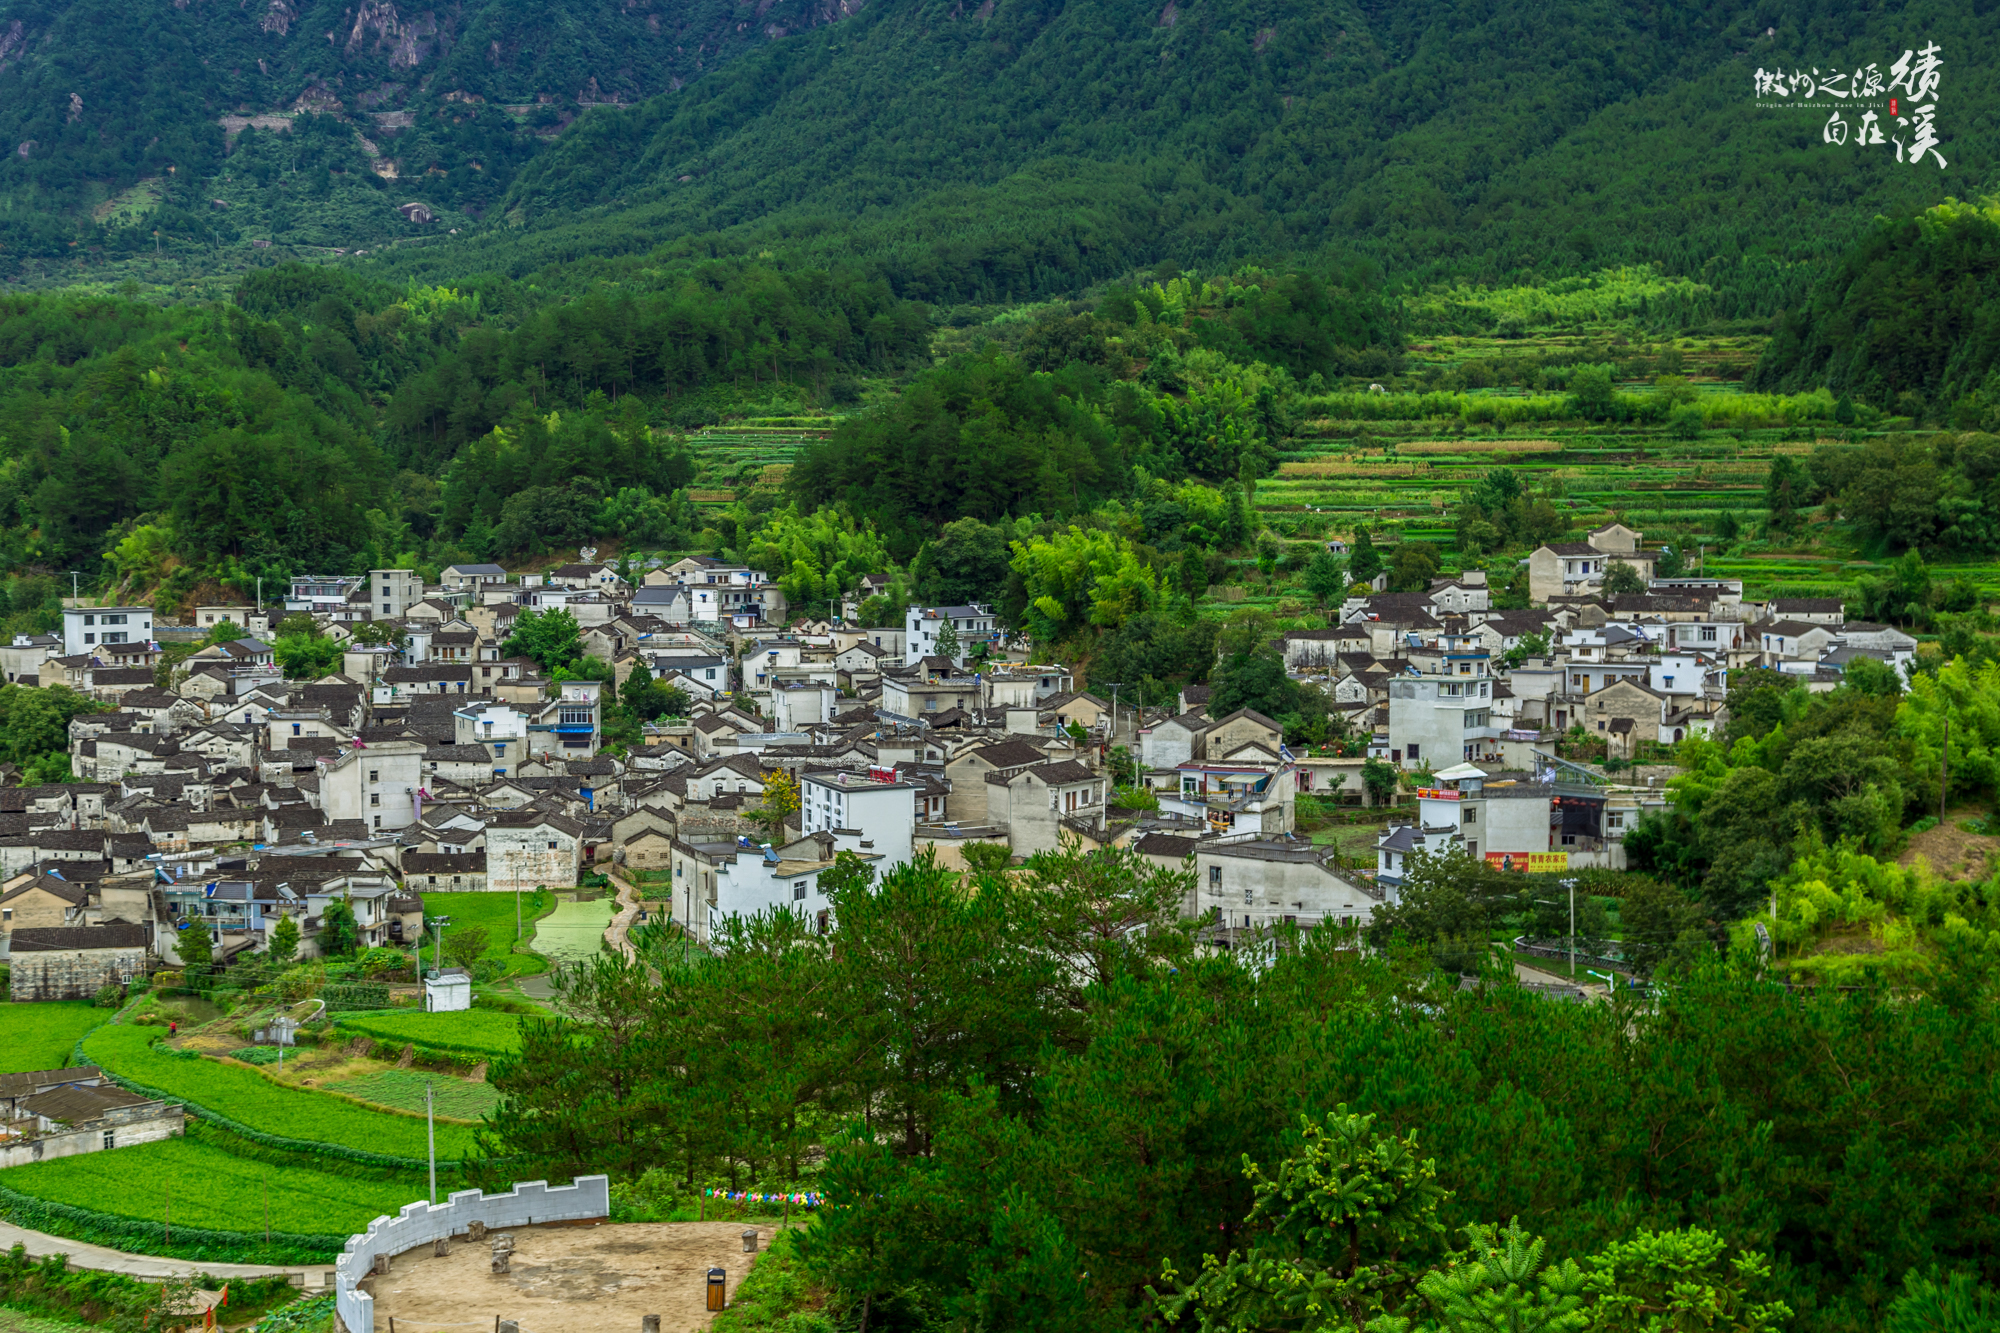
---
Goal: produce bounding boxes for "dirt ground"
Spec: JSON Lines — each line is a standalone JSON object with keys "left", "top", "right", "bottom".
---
{"left": 1898, "top": 809, "right": 2000, "bottom": 881}
{"left": 363, "top": 1222, "right": 782, "bottom": 1333}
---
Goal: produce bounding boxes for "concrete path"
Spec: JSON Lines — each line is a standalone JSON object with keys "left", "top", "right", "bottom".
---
{"left": 0, "top": 1219, "right": 336, "bottom": 1285}
{"left": 604, "top": 873, "right": 642, "bottom": 961}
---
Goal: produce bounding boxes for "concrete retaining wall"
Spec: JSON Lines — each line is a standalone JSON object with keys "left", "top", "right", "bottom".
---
{"left": 335, "top": 1176, "right": 609, "bottom": 1333}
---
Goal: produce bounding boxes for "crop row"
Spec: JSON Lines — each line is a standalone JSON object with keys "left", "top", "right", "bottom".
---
{"left": 334, "top": 1009, "right": 525, "bottom": 1057}
{"left": 82, "top": 1025, "right": 481, "bottom": 1161}
{"left": 0, "top": 1132, "right": 427, "bottom": 1257}
{"left": 0, "top": 1001, "right": 108, "bottom": 1074}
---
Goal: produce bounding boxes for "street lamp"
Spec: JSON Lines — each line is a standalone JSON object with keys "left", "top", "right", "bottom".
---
{"left": 1532, "top": 879, "right": 1578, "bottom": 979}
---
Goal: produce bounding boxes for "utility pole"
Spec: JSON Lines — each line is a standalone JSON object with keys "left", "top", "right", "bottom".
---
{"left": 1941, "top": 716, "right": 1950, "bottom": 826}
{"left": 68, "top": 570, "right": 79, "bottom": 604}
{"left": 426, "top": 1082, "right": 437, "bottom": 1205}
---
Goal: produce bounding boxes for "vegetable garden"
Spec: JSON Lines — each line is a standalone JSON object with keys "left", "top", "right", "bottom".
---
{"left": 334, "top": 1009, "right": 523, "bottom": 1058}
{"left": 79, "top": 1025, "right": 481, "bottom": 1163}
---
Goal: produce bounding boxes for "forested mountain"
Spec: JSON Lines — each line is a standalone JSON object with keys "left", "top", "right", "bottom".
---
{"left": 0, "top": 0, "right": 865, "bottom": 262}
{"left": 386, "top": 0, "right": 1996, "bottom": 311}
{"left": 1, "top": 0, "right": 1988, "bottom": 296}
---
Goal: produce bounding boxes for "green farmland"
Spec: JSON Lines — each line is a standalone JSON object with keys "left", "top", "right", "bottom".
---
{"left": 0, "top": 1133, "right": 426, "bottom": 1240}
{"left": 1247, "top": 331, "right": 1997, "bottom": 607}
{"left": 0, "top": 1003, "right": 110, "bottom": 1074}
{"left": 81, "top": 1025, "right": 480, "bottom": 1161}
{"left": 334, "top": 1009, "right": 524, "bottom": 1058}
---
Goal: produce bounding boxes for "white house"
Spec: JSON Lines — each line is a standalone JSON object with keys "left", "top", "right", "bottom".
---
{"left": 800, "top": 768, "right": 917, "bottom": 871}
{"left": 62, "top": 607, "right": 154, "bottom": 658}
{"left": 904, "top": 604, "right": 999, "bottom": 667}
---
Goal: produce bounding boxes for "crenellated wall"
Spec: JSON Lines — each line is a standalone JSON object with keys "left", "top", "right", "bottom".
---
{"left": 335, "top": 1176, "right": 610, "bottom": 1333}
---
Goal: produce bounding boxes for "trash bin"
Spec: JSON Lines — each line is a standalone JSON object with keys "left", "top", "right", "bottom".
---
{"left": 706, "top": 1267, "right": 727, "bottom": 1311}
{"left": 742, "top": 1229, "right": 759, "bottom": 1253}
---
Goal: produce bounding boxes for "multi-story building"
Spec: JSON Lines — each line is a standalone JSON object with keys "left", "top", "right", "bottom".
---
{"left": 285, "top": 575, "right": 365, "bottom": 619}
{"left": 1384, "top": 634, "right": 1502, "bottom": 769}
{"left": 369, "top": 569, "right": 424, "bottom": 621}
{"left": 318, "top": 738, "right": 427, "bottom": 835}
{"left": 61, "top": 607, "right": 154, "bottom": 659}
{"left": 528, "top": 680, "right": 602, "bottom": 759}
{"left": 454, "top": 699, "right": 531, "bottom": 777}
{"left": 800, "top": 768, "right": 918, "bottom": 870}
{"left": 904, "top": 604, "right": 999, "bottom": 667}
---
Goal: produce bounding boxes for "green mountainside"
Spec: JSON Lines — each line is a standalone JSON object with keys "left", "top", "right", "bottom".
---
{"left": 0, "top": 0, "right": 867, "bottom": 266}
{"left": 390, "top": 0, "right": 1995, "bottom": 311}
{"left": 1, "top": 0, "right": 1990, "bottom": 299}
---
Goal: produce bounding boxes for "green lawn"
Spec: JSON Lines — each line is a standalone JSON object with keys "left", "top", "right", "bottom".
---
{"left": 0, "top": 1134, "right": 426, "bottom": 1237}
{"left": 80, "top": 1025, "right": 479, "bottom": 1160}
{"left": 334, "top": 1009, "right": 523, "bottom": 1056}
{"left": 326, "top": 1069, "right": 502, "bottom": 1121}
{"left": 0, "top": 1002, "right": 110, "bottom": 1074}
{"left": 418, "top": 889, "right": 555, "bottom": 978}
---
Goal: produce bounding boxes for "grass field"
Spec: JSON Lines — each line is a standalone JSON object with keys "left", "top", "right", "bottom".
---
{"left": 0, "top": 1311, "right": 98, "bottom": 1333}
{"left": 418, "top": 889, "right": 555, "bottom": 978}
{"left": 0, "top": 1003, "right": 110, "bottom": 1074}
{"left": 0, "top": 1134, "right": 426, "bottom": 1237}
{"left": 327, "top": 1069, "right": 502, "bottom": 1121}
{"left": 333, "top": 1009, "right": 523, "bottom": 1057}
{"left": 80, "top": 1025, "right": 480, "bottom": 1160}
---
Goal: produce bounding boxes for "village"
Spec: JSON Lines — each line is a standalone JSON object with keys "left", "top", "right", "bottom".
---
{"left": 0, "top": 520, "right": 1918, "bottom": 1006}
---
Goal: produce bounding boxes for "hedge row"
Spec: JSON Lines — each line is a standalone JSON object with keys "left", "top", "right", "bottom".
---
{"left": 80, "top": 1025, "right": 477, "bottom": 1167}
{"left": 0, "top": 1182, "right": 344, "bottom": 1266}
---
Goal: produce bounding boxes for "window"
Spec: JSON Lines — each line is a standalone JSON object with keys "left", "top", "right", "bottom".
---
{"left": 794, "top": 883, "right": 807, "bottom": 901}
{"left": 105, "top": 614, "right": 126, "bottom": 625}
{"left": 83, "top": 632, "right": 95, "bottom": 644}
{"left": 1560, "top": 833, "right": 1577, "bottom": 846}
{"left": 1607, "top": 811, "right": 1626, "bottom": 830}
{"left": 1208, "top": 865, "right": 1222, "bottom": 888}
{"left": 103, "top": 1131, "right": 115, "bottom": 1150}
{"left": 548, "top": 840, "right": 559, "bottom": 850}
{"left": 369, "top": 769, "right": 379, "bottom": 783}
{"left": 1407, "top": 743, "right": 1420, "bottom": 760}
{"left": 373, "top": 815, "right": 382, "bottom": 828}
{"left": 370, "top": 793, "right": 380, "bottom": 806}
{"left": 1462, "top": 806, "right": 1476, "bottom": 824}
{"left": 292, "top": 723, "right": 302, "bottom": 736}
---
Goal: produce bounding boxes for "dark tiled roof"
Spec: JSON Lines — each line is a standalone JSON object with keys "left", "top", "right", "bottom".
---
{"left": 10, "top": 922, "right": 150, "bottom": 951}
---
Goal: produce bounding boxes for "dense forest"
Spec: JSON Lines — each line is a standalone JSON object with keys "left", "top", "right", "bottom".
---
{"left": 482, "top": 847, "right": 2000, "bottom": 1333}
{"left": 0, "top": 0, "right": 871, "bottom": 261}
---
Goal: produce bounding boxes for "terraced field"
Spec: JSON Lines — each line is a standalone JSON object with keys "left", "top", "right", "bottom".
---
{"left": 1255, "top": 335, "right": 2000, "bottom": 605}
{"left": 0, "top": 1133, "right": 426, "bottom": 1239}
{"left": 335, "top": 1008, "right": 523, "bottom": 1057}
{"left": 81, "top": 1024, "right": 481, "bottom": 1161}
{"left": 685, "top": 422, "right": 832, "bottom": 502}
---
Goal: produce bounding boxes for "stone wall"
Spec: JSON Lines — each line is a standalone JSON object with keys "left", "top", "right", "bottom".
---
{"left": 8, "top": 946, "right": 147, "bottom": 1001}
{"left": 336, "top": 1176, "right": 610, "bottom": 1333}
